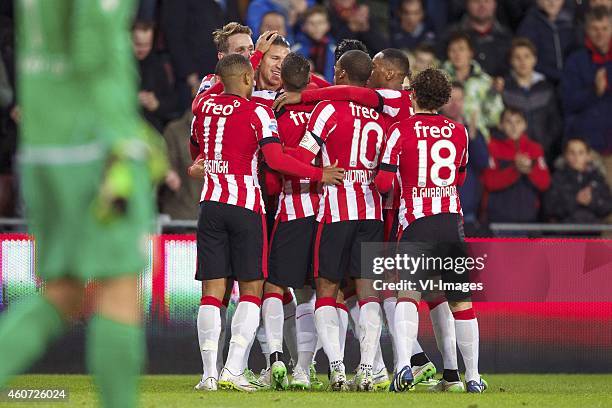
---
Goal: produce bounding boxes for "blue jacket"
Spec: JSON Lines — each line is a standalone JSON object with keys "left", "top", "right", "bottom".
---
{"left": 245, "top": 0, "right": 316, "bottom": 44}
{"left": 517, "top": 7, "right": 578, "bottom": 83}
{"left": 459, "top": 130, "right": 489, "bottom": 222}
{"left": 292, "top": 31, "right": 336, "bottom": 83}
{"left": 561, "top": 46, "right": 612, "bottom": 155}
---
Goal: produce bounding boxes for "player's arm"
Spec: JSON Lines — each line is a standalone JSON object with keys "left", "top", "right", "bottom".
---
{"left": 188, "top": 116, "right": 201, "bottom": 160}
{"left": 456, "top": 126, "right": 470, "bottom": 186}
{"left": 273, "top": 85, "right": 383, "bottom": 111}
{"left": 375, "top": 125, "right": 402, "bottom": 193}
{"left": 309, "top": 73, "right": 332, "bottom": 88}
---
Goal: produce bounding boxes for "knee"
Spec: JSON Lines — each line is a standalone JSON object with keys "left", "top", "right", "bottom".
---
{"left": 44, "top": 278, "right": 84, "bottom": 319}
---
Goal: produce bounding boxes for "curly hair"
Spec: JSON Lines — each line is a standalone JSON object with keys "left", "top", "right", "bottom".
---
{"left": 411, "top": 68, "right": 452, "bottom": 111}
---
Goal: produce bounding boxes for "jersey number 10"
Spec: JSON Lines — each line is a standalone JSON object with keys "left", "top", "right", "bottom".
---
{"left": 349, "top": 119, "right": 384, "bottom": 169}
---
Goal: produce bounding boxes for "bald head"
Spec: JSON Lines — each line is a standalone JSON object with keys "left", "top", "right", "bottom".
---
{"left": 336, "top": 50, "right": 372, "bottom": 86}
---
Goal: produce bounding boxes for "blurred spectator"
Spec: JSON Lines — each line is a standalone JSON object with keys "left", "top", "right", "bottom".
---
{"left": 517, "top": 0, "right": 578, "bottom": 84}
{"left": 482, "top": 107, "right": 551, "bottom": 223}
{"left": 0, "top": 14, "right": 16, "bottom": 218}
{"left": 0, "top": 57, "right": 10, "bottom": 109}
{"left": 259, "top": 11, "right": 288, "bottom": 38}
{"left": 442, "top": 32, "right": 504, "bottom": 139}
{"left": 293, "top": 6, "right": 336, "bottom": 82}
{"left": 561, "top": 6, "right": 612, "bottom": 186}
{"left": 544, "top": 137, "right": 612, "bottom": 223}
{"left": 133, "top": 21, "right": 178, "bottom": 133}
{"left": 246, "top": 0, "right": 313, "bottom": 42}
{"left": 442, "top": 82, "right": 490, "bottom": 236}
{"left": 159, "top": 0, "right": 225, "bottom": 107}
{"left": 410, "top": 43, "right": 438, "bottom": 74}
{"left": 502, "top": 38, "right": 563, "bottom": 162}
{"left": 390, "top": 0, "right": 436, "bottom": 51}
{"left": 441, "top": 0, "right": 513, "bottom": 77}
{"left": 496, "top": 0, "right": 537, "bottom": 31}
{"left": 159, "top": 83, "right": 202, "bottom": 220}
{"left": 328, "top": 0, "right": 388, "bottom": 54}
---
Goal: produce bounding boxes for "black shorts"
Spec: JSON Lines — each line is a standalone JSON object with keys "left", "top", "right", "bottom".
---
{"left": 399, "top": 213, "right": 469, "bottom": 302}
{"left": 314, "top": 220, "right": 384, "bottom": 283}
{"left": 195, "top": 200, "right": 267, "bottom": 282}
{"left": 268, "top": 216, "right": 316, "bottom": 289}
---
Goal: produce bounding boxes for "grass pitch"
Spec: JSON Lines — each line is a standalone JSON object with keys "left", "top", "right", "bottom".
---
{"left": 4, "top": 374, "right": 612, "bottom": 408}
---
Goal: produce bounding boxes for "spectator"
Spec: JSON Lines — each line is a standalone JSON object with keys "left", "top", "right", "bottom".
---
{"left": 327, "top": 0, "right": 388, "bottom": 54}
{"left": 0, "top": 57, "right": 10, "bottom": 108}
{"left": 517, "top": 0, "right": 578, "bottom": 84}
{"left": 259, "top": 11, "right": 288, "bottom": 38}
{"left": 441, "top": 0, "right": 513, "bottom": 77}
{"left": 246, "top": 0, "right": 313, "bottom": 42}
{"left": 159, "top": 82, "right": 203, "bottom": 221}
{"left": 132, "top": 21, "right": 178, "bottom": 133}
{"left": 502, "top": 38, "right": 563, "bottom": 162}
{"left": 482, "top": 107, "right": 551, "bottom": 224}
{"left": 561, "top": 6, "right": 612, "bottom": 186}
{"left": 293, "top": 6, "right": 336, "bottom": 82}
{"left": 544, "top": 137, "right": 612, "bottom": 223}
{"left": 410, "top": 43, "right": 438, "bottom": 74}
{"left": 442, "top": 82, "right": 490, "bottom": 236}
{"left": 390, "top": 0, "right": 436, "bottom": 51}
{"left": 442, "top": 32, "right": 504, "bottom": 139}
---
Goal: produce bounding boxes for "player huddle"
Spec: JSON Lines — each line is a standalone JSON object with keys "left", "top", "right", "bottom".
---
{"left": 188, "top": 23, "right": 487, "bottom": 394}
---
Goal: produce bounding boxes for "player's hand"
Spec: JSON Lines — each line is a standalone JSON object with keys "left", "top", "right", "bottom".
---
{"left": 321, "top": 160, "right": 345, "bottom": 185}
{"left": 165, "top": 170, "right": 182, "bottom": 192}
{"left": 595, "top": 67, "right": 607, "bottom": 97}
{"left": 273, "top": 91, "right": 302, "bottom": 111}
{"left": 255, "top": 30, "right": 279, "bottom": 54}
{"left": 576, "top": 186, "right": 593, "bottom": 206}
{"left": 188, "top": 158, "right": 206, "bottom": 179}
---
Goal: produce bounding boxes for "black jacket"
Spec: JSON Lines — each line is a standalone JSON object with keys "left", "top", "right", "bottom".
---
{"left": 138, "top": 52, "right": 178, "bottom": 133}
{"left": 544, "top": 164, "right": 612, "bottom": 223}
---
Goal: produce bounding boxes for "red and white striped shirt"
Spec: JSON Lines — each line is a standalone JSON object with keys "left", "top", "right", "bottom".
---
{"left": 192, "top": 93, "right": 280, "bottom": 213}
{"left": 301, "top": 100, "right": 387, "bottom": 223}
{"left": 380, "top": 113, "right": 469, "bottom": 229}
{"left": 275, "top": 104, "right": 321, "bottom": 221}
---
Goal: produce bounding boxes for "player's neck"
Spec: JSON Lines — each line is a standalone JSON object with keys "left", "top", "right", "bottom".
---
{"left": 222, "top": 87, "right": 249, "bottom": 99}
{"left": 415, "top": 108, "right": 438, "bottom": 115}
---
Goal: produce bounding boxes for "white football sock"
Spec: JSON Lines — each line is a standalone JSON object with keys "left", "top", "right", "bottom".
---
{"left": 430, "top": 302, "right": 458, "bottom": 370}
{"left": 358, "top": 299, "right": 382, "bottom": 369}
{"left": 296, "top": 302, "right": 317, "bottom": 373}
{"left": 256, "top": 324, "right": 270, "bottom": 369}
{"left": 224, "top": 298, "right": 261, "bottom": 375}
{"left": 217, "top": 304, "right": 227, "bottom": 374}
{"left": 382, "top": 296, "right": 397, "bottom": 371}
{"left": 314, "top": 298, "right": 342, "bottom": 365}
{"left": 197, "top": 303, "right": 221, "bottom": 380}
{"left": 262, "top": 295, "right": 284, "bottom": 355}
{"left": 337, "top": 304, "right": 349, "bottom": 359}
{"left": 394, "top": 300, "right": 418, "bottom": 369}
{"left": 454, "top": 309, "right": 480, "bottom": 382}
{"left": 283, "top": 294, "right": 298, "bottom": 363}
{"left": 346, "top": 296, "right": 360, "bottom": 336}
{"left": 412, "top": 338, "right": 423, "bottom": 355}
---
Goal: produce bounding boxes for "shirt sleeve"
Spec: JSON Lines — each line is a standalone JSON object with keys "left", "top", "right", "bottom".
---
{"left": 301, "top": 101, "right": 337, "bottom": 156}
{"left": 252, "top": 104, "right": 282, "bottom": 145}
{"left": 374, "top": 89, "right": 414, "bottom": 117}
{"left": 375, "top": 124, "right": 403, "bottom": 193}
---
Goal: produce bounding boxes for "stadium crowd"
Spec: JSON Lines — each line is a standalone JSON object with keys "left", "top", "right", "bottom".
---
{"left": 0, "top": 0, "right": 611, "bottom": 234}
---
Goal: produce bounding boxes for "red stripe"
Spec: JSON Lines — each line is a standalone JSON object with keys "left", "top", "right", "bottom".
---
{"left": 151, "top": 236, "right": 168, "bottom": 322}
{"left": 315, "top": 297, "right": 337, "bottom": 310}
{"left": 200, "top": 295, "right": 222, "bottom": 307}
{"left": 358, "top": 296, "right": 380, "bottom": 308}
{"left": 453, "top": 308, "right": 476, "bottom": 320}
{"left": 312, "top": 222, "right": 324, "bottom": 278}
{"left": 236, "top": 176, "right": 247, "bottom": 207}
{"left": 261, "top": 213, "right": 268, "bottom": 278}
{"left": 396, "top": 225, "right": 404, "bottom": 242}
{"left": 374, "top": 188, "right": 383, "bottom": 220}
{"left": 268, "top": 216, "right": 281, "bottom": 256}
{"left": 354, "top": 184, "right": 366, "bottom": 219}
{"left": 263, "top": 292, "right": 284, "bottom": 302}
{"left": 336, "top": 302, "right": 348, "bottom": 312}
{"left": 203, "top": 176, "right": 214, "bottom": 201}
{"left": 240, "top": 295, "right": 262, "bottom": 307}
{"left": 426, "top": 297, "right": 446, "bottom": 310}
{"left": 383, "top": 209, "right": 396, "bottom": 242}
{"left": 218, "top": 175, "right": 230, "bottom": 203}
{"left": 397, "top": 297, "right": 419, "bottom": 309}
{"left": 380, "top": 290, "right": 396, "bottom": 300}
{"left": 337, "top": 188, "right": 349, "bottom": 220}
{"left": 283, "top": 291, "right": 294, "bottom": 305}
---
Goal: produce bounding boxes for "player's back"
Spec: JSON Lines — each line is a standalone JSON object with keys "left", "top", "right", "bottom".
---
{"left": 307, "top": 100, "right": 387, "bottom": 222}
{"left": 194, "top": 93, "right": 274, "bottom": 212}
{"left": 17, "top": 0, "right": 139, "bottom": 146}
{"left": 393, "top": 113, "right": 468, "bottom": 224}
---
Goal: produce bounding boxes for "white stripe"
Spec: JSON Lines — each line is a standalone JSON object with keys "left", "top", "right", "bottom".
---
{"left": 321, "top": 145, "right": 331, "bottom": 166}
{"left": 300, "top": 189, "right": 314, "bottom": 217}
{"left": 464, "top": 126, "right": 470, "bottom": 165}
{"left": 244, "top": 175, "right": 255, "bottom": 210}
{"left": 226, "top": 175, "right": 238, "bottom": 205}
{"left": 383, "top": 105, "right": 401, "bottom": 117}
{"left": 412, "top": 197, "right": 424, "bottom": 219}
{"left": 210, "top": 174, "right": 222, "bottom": 201}
{"left": 448, "top": 195, "right": 458, "bottom": 213}
{"left": 328, "top": 186, "right": 340, "bottom": 222}
{"left": 285, "top": 183, "right": 295, "bottom": 218}
{"left": 375, "top": 89, "right": 402, "bottom": 98}
{"left": 200, "top": 175, "right": 209, "bottom": 202}
{"left": 254, "top": 106, "right": 274, "bottom": 140}
{"left": 18, "top": 141, "right": 104, "bottom": 165}
{"left": 364, "top": 186, "right": 376, "bottom": 219}
{"left": 202, "top": 116, "right": 212, "bottom": 157}
{"left": 316, "top": 189, "right": 327, "bottom": 222}
{"left": 431, "top": 196, "right": 442, "bottom": 215}
{"left": 345, "top": 185, "right": 358, "bottom": 220}
{"left": 312, "top": 103, "right": 336, "bottom": 137}
{"left": 398, "top": 197, "right": 408, "bottom": 229}
{"left": 214, "top": 117, "right": 226, "bottom": 159}
{"left": 383, "top": 128, "right": 401, "bottom": 163}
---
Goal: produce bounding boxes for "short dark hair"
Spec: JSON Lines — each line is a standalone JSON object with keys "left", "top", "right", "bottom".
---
{"left": 447, "top": 31, "right": 474, "bottom": 53}
{"left": 501, "top": 106, "right": 527, "bottom": 121}
{"left": 412, "top": 68, "right": 452, "bottom": 111}
{"left": 132, "top": 20, "right": 155, "bottom": 32}
{"left": 213, "top": 22, "right": 253, "bottom": 53}
{"left": 510, "top": 37, "right": 537, "bottom": 59}
{"left": 379, "top": 48, "right": 411, "bottom": 77}
{"left": 335, "top": 39, "right": 369, "bottom": 62}
{"left": 215, "top": 53, "right": 252, "bottom": 82}
{"left": 281, "top": 52, "right": 311, "bottom": 92}
{"left": 271, "top": 34, "right": 291, "bottom": 48}
{"left": 302, "top": 5, "right": 329, "bottom": 23}
{"left": 563, "top": 136, "right": 591, "bottom": 152}
{"left": 338, "top": 50, "right": 373, "bottom": 86}
{"left": 585, "top": 6, "right": 611, "bottom": 26}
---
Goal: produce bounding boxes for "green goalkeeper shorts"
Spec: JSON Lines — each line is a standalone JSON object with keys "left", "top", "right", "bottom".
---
{"left": 20, "top": 148, "right": 154, "bottom": 282}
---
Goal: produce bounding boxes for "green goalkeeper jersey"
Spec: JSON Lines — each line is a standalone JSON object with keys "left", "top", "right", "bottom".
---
{"left": 17, "top": 0, "right": 139, "bottom": 148}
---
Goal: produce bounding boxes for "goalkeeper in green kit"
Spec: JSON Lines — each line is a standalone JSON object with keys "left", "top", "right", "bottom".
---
{"left": 0, "top": 0, "right": 167, "bottom": 406}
